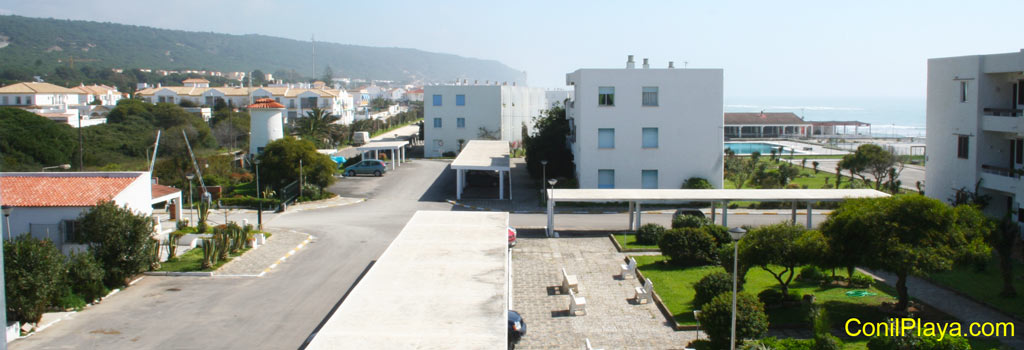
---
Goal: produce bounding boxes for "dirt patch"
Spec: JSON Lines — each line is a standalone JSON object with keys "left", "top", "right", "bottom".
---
{"left": 165, "top": 288, "right": 181, "bottom": 292}
{"left": 89, "top": 329, "right": 121, "bottom": 335}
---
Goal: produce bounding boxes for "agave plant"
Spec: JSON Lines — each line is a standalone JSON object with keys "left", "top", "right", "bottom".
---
{"left": 201, "top": 238, "right": 217, "bottom": 269}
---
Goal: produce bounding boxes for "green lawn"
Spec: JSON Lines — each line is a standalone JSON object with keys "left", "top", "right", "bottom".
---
{"left": 928, "top": 257, "right": 1024, "bottom": 320}
{"left": 635, "top": 256, "right": 900, "bottom": 328}
{"left": 613, "top": 233, "right": 659, "bottom": 250}
{"left": 158, "top": 232, "right": 271, "bottom": 272}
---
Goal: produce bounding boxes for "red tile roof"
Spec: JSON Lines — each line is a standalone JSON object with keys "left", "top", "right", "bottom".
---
{"left": 724, "top": 112, "right": 810, "bottom": 125}
{"left": 1, "top": 174, "right": 140, "bottom": 207}
{"left": 152, "top": 184, "right": 181, "bottom": 199}
{"left": 247, "top": 97, "right": 285, "bottom": 109}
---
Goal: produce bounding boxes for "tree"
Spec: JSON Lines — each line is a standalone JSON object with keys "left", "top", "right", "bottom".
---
{"left": 820, "top": 195, "right": 991, "bottom": 310}
{"left": 257, "top": 137, "right": 336, "bottom": 193}
{"left": 994, "top": 214, "right": 1020, "bottom": 297}
{"left": 321, "top": 65, "right": 334, "bottom": 83}
{"left": 698, "top": 292, "right": 769, "bottom": 349}
{"left": 4, "top": 237, "right": 66, "bottom": 325}
{"left": 251, "top": 69, "right": 267, "bottom": 86}
{"left": 295, "top": 107, "right": 340, "bottom": 148}
{"left": 524, "top": 106, "right": 574, "bottom": 180}
{"left": 79, "top": 201, "right": 157, "bottom": 287}
{"left": 0, "top": 107, "right": 75, "bottom": 171}
{"left": 739, "top": 223, "right": 825, "bottom": 296}
{"left": 812, "top": 161, "right": 820, "bottom": 174}
{"left": 725, "top": 153, "right": 753, "bottom": 189}
{"left": 658, "top": 228, "right": 718, "bottom": 267}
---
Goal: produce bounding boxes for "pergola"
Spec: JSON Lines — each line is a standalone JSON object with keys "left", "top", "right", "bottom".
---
{"left": 355, "top": 140, "right": 409, "bottom": 170}
{"left": 451, "top": 140, "right": 511, "bottom": 200}
{"left": 545, "top": 188, "right": 891, "bottom": 237}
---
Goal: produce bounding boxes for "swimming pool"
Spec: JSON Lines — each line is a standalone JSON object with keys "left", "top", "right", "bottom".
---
{"left": 724, "top": 142, "right": 789, "bottom": 155}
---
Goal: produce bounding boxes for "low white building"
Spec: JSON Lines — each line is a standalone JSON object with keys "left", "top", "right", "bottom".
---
{"left": 405, "top": 88, "right": 424, "bottom": 102}
{"left": 136, "top": 80, "right": 355, "bottom": 124}
{"left": 0, "top": 82, "right": 82, "bottom": 107}
{"left": 926, "top": 49, "right": 1024, "bottom": 221}
{"left": 72, "top": 84, "right": 126, "bottom": 106}
{"left": 423, "top": 84, "right": 547, "bottom": 157}
{"left": 565, "top": 56, "right": 724, "bottom": 189}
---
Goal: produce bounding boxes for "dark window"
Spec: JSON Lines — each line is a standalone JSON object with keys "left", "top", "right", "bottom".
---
{"left": 1016, "top": 139, "right": 1023, "bottom": 164}
{"left": 1019, "top": 208, "right": 1024, "bottom": 223}
{"left": 960, "top": 81, "right": 968, "bottom": 103}
{"left": 598, "top": 87, "right": 614, "bottom": 106}
{"left": 957, "top": 135, "right": 969, "bottom": 159}
{"left": 62, "top": 220, "right": 79, "bottom": 242}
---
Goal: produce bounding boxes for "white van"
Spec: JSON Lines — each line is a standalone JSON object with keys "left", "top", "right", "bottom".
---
{"left": 352, "top": 131, "right": 370, "bottom": 146}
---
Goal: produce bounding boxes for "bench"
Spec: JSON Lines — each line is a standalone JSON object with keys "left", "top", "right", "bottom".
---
{"left": 568, "top": 288, "right": 587, "bottom": 316}
{"left": 634, "top": 277, "right": 653, "bottom": 304}
{"left": 618, "top": 257, "right": 637, "bottom": 279}
{"left": 561, "top": 267, "right": 579, "bottom": 294}
{"left": 585, "top": 338, "right": 604, "bottom": 350}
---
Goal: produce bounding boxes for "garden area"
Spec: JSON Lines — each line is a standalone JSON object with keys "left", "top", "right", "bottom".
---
{"left": 157, "top": 222, "right": 271, "bottom": 273}
{"left": 620, "top": 194, "right": 1007, "bottom": 350}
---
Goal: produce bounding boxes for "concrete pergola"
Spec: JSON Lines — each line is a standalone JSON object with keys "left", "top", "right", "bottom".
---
{"left": 451, "top": 140, "right": 511, "bottom": 200}
{"left": 356, "top": 140, "right": 409, "bottom": 170}
{"left": 545, "top": 188, "right": 891, "bottom": 237}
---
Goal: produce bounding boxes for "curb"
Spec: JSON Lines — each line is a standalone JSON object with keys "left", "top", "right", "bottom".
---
{"left": 630, "top": 260, "right": 696, "bottom": 331}
{"left": 256, "top": 234, "right": 314, "bottom": 277}
{"left": 608, "top": 233, "right": 661, "bottom": 253}
{"left": 143, "top": 271, "right": 213, "bottom": 277}
{"left": 287, "top": 198, "right": 367, "bottom": 213}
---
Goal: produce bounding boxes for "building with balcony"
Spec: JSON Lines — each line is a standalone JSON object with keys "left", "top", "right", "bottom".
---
{"left": 926, "top": 49, "right": 1024, "bottom": 219}
{"left": 565, "top": 56, "right": 723, "bottom": 189}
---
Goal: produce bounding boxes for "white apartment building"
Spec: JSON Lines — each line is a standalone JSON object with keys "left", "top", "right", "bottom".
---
{"left": 136, "top": 80, "right": 355, "bottom": 124}
{"left": 926, "top": 49, "right": 1024, "bottom": 220}
{"left": 0, "top": 82, "right": 82, "bottom": 107}
{"left": 565, "top": 56, "right": 723, "bottom": 189}
{"left": 72, "top": 84, "right": 125, "bottom": 106}
{"left": 423, "top": 84, "right": 547, "bottom": 157}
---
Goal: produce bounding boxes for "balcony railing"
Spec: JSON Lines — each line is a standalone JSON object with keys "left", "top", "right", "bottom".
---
{"left": 983, "top": 108, "right": 1023, "bottom": 117}
{"left": 981, "top": 164, "right": 1017, "bottom": 177}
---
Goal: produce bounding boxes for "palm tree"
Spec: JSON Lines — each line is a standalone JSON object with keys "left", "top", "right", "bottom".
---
{"left": 296, "top": 107, "right": 341, "bottom": 148}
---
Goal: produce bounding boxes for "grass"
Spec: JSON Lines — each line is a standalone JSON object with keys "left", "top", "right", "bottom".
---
{"left": 158, "top": 231, "right": 271, "bottom": 272}
{"left": 613, "top": 233, "right": 659, "bottom": 250}
{"left": 928, "top": 256, "right": 1024, "bottom": 320}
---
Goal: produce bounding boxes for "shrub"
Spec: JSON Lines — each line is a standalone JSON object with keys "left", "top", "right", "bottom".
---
{"left": 752, "top": 337, "right": 813, "bottom": 350}
{"left": 758, "top": 289, "right": 784, "bottom": 306}
{"left": 849, "top": 274, "right": 874, "bottom": 288}
{"left": 699, "top": 292, "right": 769, "bottom": 349}
{"left": 799, "top": 266, "right": 825, "bottom": 283}
{"left": 694, "top": 271, "right": 734, "bottom": 309}
{"left": 658, "top": 228, "right": 718, "bottom": 267}
{"left": 55, "top": 287, "right": 87, "bottom": 311}
{"left": 682, "top": 177, "right": 713, "bottom": 189}
{"left": 719, "top": 242, "right": 750, "bottom": 284}
{"left": 813, "top": 334, "right": 842, "bottom": 350}
{"left": 702, "top": 224, "right": 731, "bottom": 246}
{"left": 442, "top": 151, "right": 456, "bottom": 157}
{"left": 66, "top": 251, "right": 107, "bottom": 302}
{"left": 4, "top": 237, "right": 66, "bottom": 324}
{"left": 636, "top": 223, "right": 666, "bottom": 245}
{"left": 671, "top": 213, "right": 709, "bottom": 229}
{"left": 79, "top": 201, "right": 158, "bottom": 288}
{"left": 866, "top": 334, "right": 970, "bottom": 350}
{"left": 221, "top": 196, "right": 281, "bottom": 209}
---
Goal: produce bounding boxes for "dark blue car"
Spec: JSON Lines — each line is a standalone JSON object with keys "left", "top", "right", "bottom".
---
{"left": 508, "top": 310, "right": 526, "bottom": 349}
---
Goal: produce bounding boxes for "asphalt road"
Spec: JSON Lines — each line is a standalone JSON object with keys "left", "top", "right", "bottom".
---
{"left": 11, "top": 154, "right": 829, "bottom": 350}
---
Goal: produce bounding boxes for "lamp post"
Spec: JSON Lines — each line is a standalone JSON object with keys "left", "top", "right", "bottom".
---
{"left": 729, "top": 227, "right": 747, "bottom": 350}
{"left": 540, "top": 160, "right": 548, "bottom": 201}
{"left": 2, "top": 206, "right": 12, "bottom": 241}
{"left": 185, "top": 173, "right": 195, "bottom": 226}
{"left": 41, "top": 164, "right": 71, "bottom": 172}
{"left": 548, "top": 178, "right": 557, "bottom": 200}
{"left": 254, "top": 158, "right": 262, "bottom": 230}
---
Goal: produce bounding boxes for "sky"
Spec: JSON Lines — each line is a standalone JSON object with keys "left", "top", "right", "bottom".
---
{"left": 3, "top": 0, "right": 1024, "bottom": 98}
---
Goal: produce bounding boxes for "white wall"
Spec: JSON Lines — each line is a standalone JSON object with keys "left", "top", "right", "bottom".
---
{"left": 424, "top": 85, "right": 547, "bottom": 157}
{"left": 250, "top": 108, "right": 285, "bottom": 155}
{"left": 566, "top": 67, "right": 724, "bottom": 189}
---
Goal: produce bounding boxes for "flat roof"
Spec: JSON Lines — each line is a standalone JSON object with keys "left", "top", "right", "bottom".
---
{"left": 451, "top": 140, "right": 510, "bottom": 171}
{"left": 305, "top": 211, "right": 509, "bottom": 350}
{"left": 549, "top": 188, "right": 890, "bottom": 203}
{"left": 354, "top": 140, "right": 409, "bottom": 151}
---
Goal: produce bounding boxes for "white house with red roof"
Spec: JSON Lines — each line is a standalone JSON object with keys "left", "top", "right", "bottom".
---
{"left": 0, "top": 172, "right": 181, "bottom": 252}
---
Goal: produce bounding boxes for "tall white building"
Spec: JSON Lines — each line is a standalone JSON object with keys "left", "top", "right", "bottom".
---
{"left": 565, "top": 56, "right": 724, "bottom": 189}
{"left": 926, "top": 49, "right": 1024, "bottom": 218}
{"left": 423, "top": 84, "right": 547, "bottom": 157}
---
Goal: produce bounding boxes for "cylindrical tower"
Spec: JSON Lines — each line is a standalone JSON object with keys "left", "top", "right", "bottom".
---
{"left": 248, "top": 98, "right": 286, "bottom": 156}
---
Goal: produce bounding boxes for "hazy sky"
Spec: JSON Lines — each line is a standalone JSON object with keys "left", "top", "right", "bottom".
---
{"left": 4, "top": 0, "right": 1023, "bottom": 97}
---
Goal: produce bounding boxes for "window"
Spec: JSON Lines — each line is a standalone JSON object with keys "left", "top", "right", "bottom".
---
{"left": 957, "top": 135, "right": 969, "bottom": 159}
{"left": 457, "top": 118, "right": 465, "bottom": 128}
{"left": 642, "top": 128, "right": 658, "bottom": 148}
{"left": 598, "top": 87, "right": 615, "bottom": 106}
{"left": 301, "top": 97, "right": 317, "bottom": 109}
{"left": 1016, "top": 139, "right": 1023, "bottom": 164}
{"left": 62, "top": 220, "right": 80, "bottom": 242}
{"left": 456, "top": 94, "right": 466, "bottom": 106}
{"left": 432, "top": 94, "right": 442, "bottom": 106}
{"left": 642, "top": 87, "right": 659, "bottom": 106}
{"left": 433, "top": 118, "right": 442, "bottom": 128}
{"left": 25, "top": 97, "right": 31, "bottom": 105}
{"left": 598, "top": 128, "right": 615, "bottom": 149}
{"left": 598, "top": 169, "right": 615, "bottom": 189}
{"left": 959, "top": 81, "right": 968, "bottom": 103}
{"left": 641, "top": 170, "right": 658, "bottom": 189}
{"left": 1, "top": 96, "right": 7, "bottom": 104}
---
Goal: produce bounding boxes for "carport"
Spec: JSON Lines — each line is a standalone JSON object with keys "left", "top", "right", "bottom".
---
{"left": 355, "top": 140, "right": 409, "bottom": 170}
{"left": 545, "top": 189, "right": 891, "bottom": 237}
{"left": 451, "top": 140, "right": 511, "bottom": 200}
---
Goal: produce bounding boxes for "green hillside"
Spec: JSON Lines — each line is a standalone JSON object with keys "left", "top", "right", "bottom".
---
{"left": 0, "top": 15, "right": 525, "bottom": 83}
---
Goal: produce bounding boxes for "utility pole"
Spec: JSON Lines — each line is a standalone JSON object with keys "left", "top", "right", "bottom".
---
{"left": 311, "top": 34, "right": 317, "bottom": 81}
{"left": 78, "top": 114, "right": 83, "bottom": 170}
{"left": 0, "top": 174, "right": 8, "bottom": 349}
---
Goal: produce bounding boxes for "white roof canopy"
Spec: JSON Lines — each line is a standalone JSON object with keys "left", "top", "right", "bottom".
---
{"left": 354, "top": 140, "right": 409, "bottom": 152}
{"left": 549, "top": 188, "right": 891, "bottom": 203}
{"left": 451, "top": 140, "right": 510, "bottom": 171}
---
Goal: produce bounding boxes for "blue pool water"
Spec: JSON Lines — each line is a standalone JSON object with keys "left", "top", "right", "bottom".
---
{"left": 724, "top": 143, "right": 788, "bottom": 155}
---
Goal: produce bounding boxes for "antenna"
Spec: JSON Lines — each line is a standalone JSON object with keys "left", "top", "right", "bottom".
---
{"left": 148, "top": 130, "right": 161, "bottom": 174}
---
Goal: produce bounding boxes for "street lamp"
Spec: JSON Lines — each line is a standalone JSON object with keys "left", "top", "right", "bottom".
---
{"left": 729, "top": 227, "right": 747, "bottom": 350}
{"left": 254, "top": 158, "right": 262, "bottom": 230}
{"left": 548, "top": 178, "right": 557, "bottom": 196}
{"left": 185, "top": 173, "right": 195, "bottom": 226}
{"left": 41, "top": 164, "right": 71, "bottom": 172}
{"left": 540, "top": 160, "right": 548, "bottom": 201}
{"left": 2, "top": 206, "right": 12, "bottom": 241}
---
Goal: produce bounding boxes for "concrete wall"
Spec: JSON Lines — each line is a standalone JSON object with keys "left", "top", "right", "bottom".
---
{"left": 566, "top": 66, "right": 724, "bottom": 189}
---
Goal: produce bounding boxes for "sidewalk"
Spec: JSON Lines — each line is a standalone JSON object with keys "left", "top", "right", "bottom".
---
{"left": 215, "top": 229, "right": 312, "bottom": 276}
{"left": 861, "top": 269, "right": 1024, "bottom": 348}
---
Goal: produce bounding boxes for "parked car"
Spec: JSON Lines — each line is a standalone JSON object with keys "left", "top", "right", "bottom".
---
{"left": 673, "top": 208, "right": 706, "bottom": 219}
{"left": 344, "top": 160, "right": 387, "bottom": 177}
{"left": 508, "top": 310, "right": 526, "bottom": 349}
{"left": 508, "top": 227, "right": 517, "bottom": 247}
{"left": 352, "top": 131, "right": 371, "bottom": 146}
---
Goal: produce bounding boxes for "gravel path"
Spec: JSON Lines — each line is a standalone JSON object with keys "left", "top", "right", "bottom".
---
{"left": 216, "top": 229, "right": 311, "bottom": 276}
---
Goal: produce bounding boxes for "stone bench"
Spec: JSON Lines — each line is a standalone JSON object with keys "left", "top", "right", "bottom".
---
{"left": 561, "top": 267, "right": 578, "bottom": 294}
{"left": 618, "top": 257, "right": 637, "bottom": 279}
{"left": 634, "top": 277, "right": 653, "bottom": 304}
{"left": 568, "top": 288, "right": 587, "bottom": 316}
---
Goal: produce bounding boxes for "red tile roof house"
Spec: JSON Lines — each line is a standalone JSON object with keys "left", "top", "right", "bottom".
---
{"left": 0, "top": 172, "right": 181, "bottom": 255}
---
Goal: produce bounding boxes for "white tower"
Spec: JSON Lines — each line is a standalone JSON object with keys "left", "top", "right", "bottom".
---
{"left": 248, "top": 98, "right": 286, "bottom": 156}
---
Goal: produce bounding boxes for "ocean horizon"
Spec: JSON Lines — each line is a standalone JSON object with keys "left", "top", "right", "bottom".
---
{"left": 725, "top": 96, "right": 926, "bottom": 138}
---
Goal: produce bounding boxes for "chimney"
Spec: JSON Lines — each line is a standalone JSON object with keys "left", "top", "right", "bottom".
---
{"left": 668, "top": 61, "right": 675, "bottom": 69}
{"left": 642, "top": 58, "right": 649, "bottom": 69}
{"left": 626, "top": 55, "right": 635, "bottom": 69}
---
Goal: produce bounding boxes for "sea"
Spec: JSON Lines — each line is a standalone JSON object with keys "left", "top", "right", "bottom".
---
{"left": 724, "top": 96, "right": 926, "bottom": 138}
